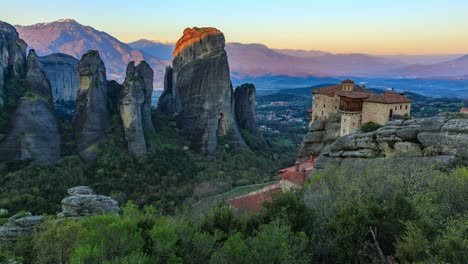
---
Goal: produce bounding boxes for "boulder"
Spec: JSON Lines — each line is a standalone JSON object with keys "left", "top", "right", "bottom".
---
{"left": 73, "top": 50, "right": 109, "bottom": 161}
{"left": 0, "top": 212, "right": 42, "bottom": 243}
{"left": 57, "top": 186, "right": 120, "bottom": 218}
{"left": 234, "top": 83, "right": 266, "bottom": 145}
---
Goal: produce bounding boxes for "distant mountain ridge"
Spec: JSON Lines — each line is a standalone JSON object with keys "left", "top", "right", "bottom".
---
{"left": 383, "top": 54, "right": 468, "bottom": 78}
{"left": 15, "top": 19, "right": 167, "bottom": 86}
{"left": 14, "top": 19, "right": 468, "bottom": 92}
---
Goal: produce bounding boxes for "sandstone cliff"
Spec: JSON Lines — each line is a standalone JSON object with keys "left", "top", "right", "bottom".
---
{"left": 73, "top": 50, "right": 109, "bottom": 161}
{"left": 297, "top": 114, "right": 341, "bottom": 162}
{"left": 157, "top": 66, "right": 175, "bottom": 114}
{"left": 120, "top": 61, "right": 155, "bottom": 155}
{"left": 161, "top": 27, "right": 247, "bottom": 154}
{"left": 234, "top": 83, "right": 266, "bottom": 145}
{"left": 312, "top": 113, "right": 468, "bottom": 175}
{"left": 0, "top": 21, "right": 26, "bottom": 108}
{"left": 39, "top": 53, "right": 79, "bottom": 101}
{"left": 0, "top": 50, "right": 61, "bottom": 165}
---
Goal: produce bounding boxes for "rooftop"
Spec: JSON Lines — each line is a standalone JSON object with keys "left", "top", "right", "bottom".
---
{"left": 279, "top": 157, "right": 315, "bottom": 186}
{"left": 313, "top": 80, "right": 412, "bottom": 104}
{"left": 226, "top": 183, "right": 282, "bottom": 213}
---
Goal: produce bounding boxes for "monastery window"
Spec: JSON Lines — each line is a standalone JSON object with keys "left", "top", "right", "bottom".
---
{"left": 405, "top": 105, "right": 408, "bottom": 110}
{"left": 353, "top": 123, "right": 355, "bottom": 127}
{"left": 395, "top": 106, "right": 397, "bottom": 110}
{"left": 400, "top": 105, "right": 402, "bottom": 109}
{"left": 323, "top": 104, "right": 326, "bottom": 108}
{"left": 335, "top": 106, "right": 337, "bottom": 110}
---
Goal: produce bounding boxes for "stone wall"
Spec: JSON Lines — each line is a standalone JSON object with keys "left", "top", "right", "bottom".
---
{"left": 362, "top": 102, "right": 411, "bottom": 125}
{"left": 311, "top": 94, "right": 339, "bottom": 122}
{"left": 340, "top": 111, "right": 362, "bottom": 136}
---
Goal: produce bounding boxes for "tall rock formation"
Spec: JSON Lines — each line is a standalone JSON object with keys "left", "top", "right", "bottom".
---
{"left": 160, "top": 27, "right": 247, "bottom": 154}
{"left": 120, "top": 61, "right": 155, "bottom": 155}
{"left": 0, "top": 21, "right": 26, "bottom": 109}
{"left": 0, "top": 50, "right": 61, "bottom": 165}
{"left": 73, "top": 50, "right": 109, "bottom": 161}
{"left": 157, "top": 66, "right": 175, "bottom": 114}
{"left": 39, "top": 53, "right": 79, "bottom": 102}
{"left": 234, "top": 83, "right": 266, "bottom": 145}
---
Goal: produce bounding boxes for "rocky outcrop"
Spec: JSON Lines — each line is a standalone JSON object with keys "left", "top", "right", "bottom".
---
{"left": 0, "top": 212, "right": 42, "bottom": 243}
{"left": 162, "top": 27, "right": 247, "bottom": 154}
{"left": 57, "top": 186, "right": 120, "bottom": 218}
{"left": 0, "top": 50, "right": 61, "bottom": 165}
{"left": 39, "top": 53, "right": 79, "bottom": 102}
{"left": 312, "top": 113, "right": 468, "bottom": 174}
{"left": 0, "top": 21, "right": 27, "bottom": 108}
{"left": 73, "top": 50, "right": 109, "bottom": 161}
{"left": 157, "top": 66, "right": 175, "bottom": 114}
{"left": 297, "top": 114, "right": 341, "bottom": 162}
{"left": 120, "top": 61, "right": 155, "bottom": 155}
{"left": 234, "top": 83, "right": 266, "bottom": 145}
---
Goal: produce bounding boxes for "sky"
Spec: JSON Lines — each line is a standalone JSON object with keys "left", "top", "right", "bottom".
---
{"left": 2, "top": 0, "right": 468, "bottom": 55}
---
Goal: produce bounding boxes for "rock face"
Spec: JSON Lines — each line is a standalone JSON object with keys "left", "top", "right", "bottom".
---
{"left": 57, "top": 186, "right": 120, "bottom": 218}
{"left": 234, "top": 83, "right": 266, "bottom": 145}
{"left": 39, "top": 53, "right": 79, "bottom": 102}
{"left": 120, "top": 61, "right": 155, "bottom": 155}
{"left": 0, "top": 212, "right": 42, "bottom": 243}
{"left": 157, "top": 66, "right": 175, "bottom": 114}
{"left": 0, "top": 50, "right": 61, "bottom": 165}
{"left": 297, "top": 114, "right": 341, "bottom": 162}
{"left": 0, "top": 21, "right": 26, "bottom": 109}
{"left": 160, "top": 27, "right": 246, "bottom": 154}
{"left": 312, "top": 113, "right": 468, "bottom": 174}
{"left": 73, "top": 50, "right": 109, "bottom": 161}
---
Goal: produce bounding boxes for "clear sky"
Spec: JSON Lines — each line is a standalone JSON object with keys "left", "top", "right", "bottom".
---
{"left": 2, "top": 0, "right": 468, "bottom": 54}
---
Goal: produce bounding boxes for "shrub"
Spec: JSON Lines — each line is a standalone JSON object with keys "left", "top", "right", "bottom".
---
{"left": 360, "top": 121, "right": 382, "bottom": 132}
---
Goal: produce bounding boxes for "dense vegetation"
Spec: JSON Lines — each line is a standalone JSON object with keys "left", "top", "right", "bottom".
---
{"left": 1, "top": 163, "right": 466, "bottom": 263}
{"left": 0, "top": 111, "right": 298, "bottom": 215}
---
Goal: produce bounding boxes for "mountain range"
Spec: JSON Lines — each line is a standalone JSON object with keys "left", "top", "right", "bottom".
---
{"left": 14, "top": 19, "right": 468, "bottom": 90}
{"left": 15, "top": 19, "right": 168, "bottom": 85}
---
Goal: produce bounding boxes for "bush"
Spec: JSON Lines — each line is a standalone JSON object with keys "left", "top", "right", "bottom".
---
{"left": 360, "top": 121, "right": 382, "bottom": 132}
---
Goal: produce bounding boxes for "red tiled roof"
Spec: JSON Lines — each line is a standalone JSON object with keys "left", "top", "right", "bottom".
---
{"left": 279, "top": 159, "right": 315, "bottom": 186}
{"left": 364, "top": 92, "right": 412, "bottom": 104}
{"left": 337, "top": 91, "right": 372, "bottom": 99}
{"left": 226, "top": 183, "right": 282, "bottom": 213}
{"left": 313, "top": 84, "right": 366, "bottom": 96}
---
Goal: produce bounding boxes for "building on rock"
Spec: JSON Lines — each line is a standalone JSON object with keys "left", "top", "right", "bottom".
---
{"left": 311, "top": 80, "right": 412, "bottom": 136}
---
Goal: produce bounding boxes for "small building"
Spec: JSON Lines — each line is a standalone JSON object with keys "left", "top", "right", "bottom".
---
{"left": 311, "top": 80, "right": 411, "bottom": 136}
{"left": 279, "top": 156, "right": 316, "bottom": 191}
{"left": 460, "top": 107, "right": 468, "bottom": 113}
{"left": 226, "top": 156, "right": 316, "bottom": 213}
{"left": 226, "top": 183, "right": 282, "bottom": 213}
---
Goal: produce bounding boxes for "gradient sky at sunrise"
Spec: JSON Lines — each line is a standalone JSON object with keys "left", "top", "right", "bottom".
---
{"left": 2, "top": 0, "right": 468, "bottom": 54}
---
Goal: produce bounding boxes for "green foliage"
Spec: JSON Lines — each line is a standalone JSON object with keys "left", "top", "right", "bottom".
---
{"left": 32, "top": 219, "right": 82, "bottom": 264}
{"left": 360, "top": 121, "right": 382, "bottom": 132}
{"left": 70, "top": 214, "right": 145, "bottom": 263}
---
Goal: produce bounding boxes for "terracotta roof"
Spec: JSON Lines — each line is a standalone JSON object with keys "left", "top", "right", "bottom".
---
{"left": 364, "top": 93, "right": 412, "bottom": 104}
{"left": 337, "top": 91, "right": 371, "bottom": 99}
{"left": 342, "top": 79, "right": 355, "bottom": 83}
{"left": 279, "top": 158, "right": 315, "bottom": 186}
{"left": 226, "top": 183, "right": 282, "bottom": 213}
{"left": 313, "top": 83, "right": 366, "bottom": 96}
